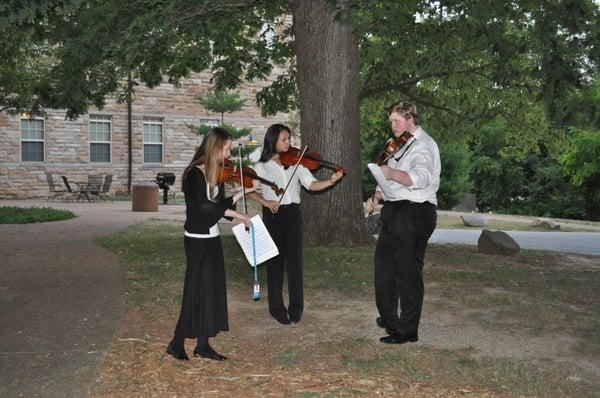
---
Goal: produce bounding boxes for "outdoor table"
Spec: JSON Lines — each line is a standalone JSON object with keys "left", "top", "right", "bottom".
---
{"left": 73, "top": 182, "right": 103, "bottom": 202}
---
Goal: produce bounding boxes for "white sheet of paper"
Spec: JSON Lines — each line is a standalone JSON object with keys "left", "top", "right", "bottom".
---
{"left": 367, "top": 163, "right": 395, "bottom": 200}
{"left": 232, "top": 215, "right": 279, "bottom": 267}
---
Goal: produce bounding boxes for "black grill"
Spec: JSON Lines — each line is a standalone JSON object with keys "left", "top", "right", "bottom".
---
{"left": 155, "top": 172, "right": 176, "bottom": 204}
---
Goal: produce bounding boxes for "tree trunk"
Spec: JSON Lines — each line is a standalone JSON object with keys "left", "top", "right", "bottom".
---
{"left": 293, "top": 0, "right": 371, "bottom": 246}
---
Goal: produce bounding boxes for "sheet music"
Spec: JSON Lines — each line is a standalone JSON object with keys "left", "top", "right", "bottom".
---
{"left": 367, "top": 163, "right": 396, "bottom": 200}
{"left": 232, "top": 215, "right": 279, "bottom": 266}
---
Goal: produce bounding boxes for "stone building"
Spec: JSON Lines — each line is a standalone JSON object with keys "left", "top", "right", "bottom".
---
{"left": 0, "top": 71, "right": 290, "bottom": 199}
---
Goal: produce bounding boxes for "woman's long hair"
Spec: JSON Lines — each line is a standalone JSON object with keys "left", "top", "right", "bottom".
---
{"left": 182, "top": 127, "right": 232, "bottom": 193}
{"left": 259, "top": 123, "right": 290, "bottom": 162}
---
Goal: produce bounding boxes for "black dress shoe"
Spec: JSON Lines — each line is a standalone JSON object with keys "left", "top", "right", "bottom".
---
{"left": 166, "top": 343, "right": 189, "bottom": 360}
{"left": 194, "top": 347, "right": 227, "bottom": 361}
{"left": 379, "top": 332, "right": 419, "bottom": 345}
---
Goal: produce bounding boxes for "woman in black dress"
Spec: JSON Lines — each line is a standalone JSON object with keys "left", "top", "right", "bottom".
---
{"left": 166, "top": 127, "right": 255, "bottom": 361}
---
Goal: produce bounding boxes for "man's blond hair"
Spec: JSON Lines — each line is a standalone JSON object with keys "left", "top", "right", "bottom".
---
{"left": 387, "top": 101, "right": 419, "bottom": 125}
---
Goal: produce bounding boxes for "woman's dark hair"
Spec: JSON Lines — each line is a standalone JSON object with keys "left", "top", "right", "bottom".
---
{"left": 259, "top": 123, "right": 290, "bottom": 162}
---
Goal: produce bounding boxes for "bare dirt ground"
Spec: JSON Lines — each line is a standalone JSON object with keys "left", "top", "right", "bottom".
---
{"left": 93, "top": 254, "right": 600, "bottom": 397}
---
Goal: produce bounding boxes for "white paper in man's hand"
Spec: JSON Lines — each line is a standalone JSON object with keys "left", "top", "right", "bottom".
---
{"left": 367, "top": 163, "right": 395, "bottom": 200}
{"left": 232, "top": 215, "right": 279, "bottom": 266}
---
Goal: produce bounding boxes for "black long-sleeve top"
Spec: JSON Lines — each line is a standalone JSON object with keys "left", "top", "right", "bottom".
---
{"left": 183, "top": 166, "right": 235, "bottom": 234}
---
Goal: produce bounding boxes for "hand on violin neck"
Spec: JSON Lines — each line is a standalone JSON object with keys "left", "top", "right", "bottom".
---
{"left": 309, "top": 171, "right": 343, "bottom": 192}
{"left": 330, "top": 170, "right": 344, "bottom": 184}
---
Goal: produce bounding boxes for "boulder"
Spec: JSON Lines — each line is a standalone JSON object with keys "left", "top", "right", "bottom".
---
{"left": 532, "top": 218, "right": 561, "bottom": 230}
{"left": 477, "top": 230, "right": 520, "bottom": 255}
{"left": 460, "top": 214, "right": 487, "bottom": 227}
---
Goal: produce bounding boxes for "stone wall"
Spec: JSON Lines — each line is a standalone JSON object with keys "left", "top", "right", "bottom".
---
{"left": 0, "top": 71, "right": 290, "bottom": 199}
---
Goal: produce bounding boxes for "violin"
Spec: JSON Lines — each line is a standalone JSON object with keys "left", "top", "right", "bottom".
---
{"left": 367, "top": 131, "right": 413, "bottom": 216}
{"left": 219, "top": 159, "right": 284, "bottom": 196}
{"left": 279, "top": 146, "right": 347, "bottom": 174}
{"left": 373, "top": 131, "right": 413, "bottom": 166}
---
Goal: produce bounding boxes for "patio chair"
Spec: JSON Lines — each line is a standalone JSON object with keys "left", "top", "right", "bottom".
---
{"left": 88, "top": 175, "right": 103, "bottom": 201}
{"left": 61, "top": 175, "right": 81, "bottom": 202}
{"left": 45, "top": 172, "right": 65, "bottom": 202}
{"left": 96, "top": 174, "right": 114, "bottom": 202}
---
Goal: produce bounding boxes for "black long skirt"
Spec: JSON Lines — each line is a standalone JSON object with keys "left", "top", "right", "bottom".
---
{"left": 174, "top": 236, "right": 229, "bottom": 338}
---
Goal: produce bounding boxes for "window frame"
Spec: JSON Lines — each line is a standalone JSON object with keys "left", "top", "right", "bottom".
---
{"left": 20, "top": 117, "right": 45, "bottom": 163}
{"left": 89, "top": 114, "right": 112, "bottom": 163}
{"left": 143, "top": 117, "right": 164, "bottom": 164}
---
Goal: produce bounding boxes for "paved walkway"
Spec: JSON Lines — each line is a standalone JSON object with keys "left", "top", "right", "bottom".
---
{"left": 0, "top": 200, "right": 185, "bottom": 397}
{"left": 431, "top": 229, "right": 600, "bottom": 256}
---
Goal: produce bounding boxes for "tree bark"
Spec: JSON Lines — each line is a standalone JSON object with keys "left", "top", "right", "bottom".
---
{"left": 293, "top": 0, "right": 371, "bottom": 246}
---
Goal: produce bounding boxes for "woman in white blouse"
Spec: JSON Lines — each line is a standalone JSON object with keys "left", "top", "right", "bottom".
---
{"left": 248, "top": 124, "right": 344, "bottom": 324}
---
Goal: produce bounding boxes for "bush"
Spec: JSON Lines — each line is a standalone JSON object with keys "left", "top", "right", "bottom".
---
{"left": 437, "top": 143, "right": 472, "bottom": 209}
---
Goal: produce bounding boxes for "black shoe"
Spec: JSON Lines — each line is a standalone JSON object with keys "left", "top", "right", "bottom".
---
{"left": 379, "top": 332, "right": 419, "bottom": 345}
{"left": 194, "top": 346, "right": 227, "bottom": 361}
{"left": 166, "top": 343, "right": 189, "bottom": 360}
{"left": 270, "top": 311, "right": 291, "bottom": 325}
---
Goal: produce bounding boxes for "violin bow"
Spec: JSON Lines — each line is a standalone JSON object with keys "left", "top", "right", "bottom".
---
{"left": 278, "top": 144, "right": 309, "bottom": 205}
{"left": 238, "top": 143, "right": 249, "bottom": 230}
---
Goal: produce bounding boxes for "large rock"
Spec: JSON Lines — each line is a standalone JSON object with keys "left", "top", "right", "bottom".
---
{"left": 477, "top": 230, "right": 520, "bottom": 255}
{"left": 532, "top": 218, "right": 561, "bottom": 230}
{"left": 460, "top": 214, "right": 487, "bottom": 227}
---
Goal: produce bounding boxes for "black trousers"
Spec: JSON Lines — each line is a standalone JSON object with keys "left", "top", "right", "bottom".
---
{"left": 374, "top": 200, "right": 437, "bottom": 334}
{"left": 262, "top": 204, "right": 303, "bottom": 318}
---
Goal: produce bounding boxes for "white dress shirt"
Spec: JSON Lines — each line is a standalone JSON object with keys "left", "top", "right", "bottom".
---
{"left": 253, "top": 159, "right": 317, "bottom": 204}
{"left": 377, "top": 126, "right": 441, "bottom": 205}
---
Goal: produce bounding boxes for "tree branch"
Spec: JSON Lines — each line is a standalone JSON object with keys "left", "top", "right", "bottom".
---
{"left": 387, "top": 86, "right": 482, "bottom": 123}
{"left": 360, "top": 60, "right": 507, "bottom": 100}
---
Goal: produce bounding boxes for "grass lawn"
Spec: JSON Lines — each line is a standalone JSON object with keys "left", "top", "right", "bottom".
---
{"left": 0, "top": 206, "right": 76, "bottom": 224}
{"left": 95, "top": 220, "right": 600, "bottom": 397}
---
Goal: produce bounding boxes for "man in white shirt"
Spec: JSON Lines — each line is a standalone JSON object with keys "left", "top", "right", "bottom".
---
{"left": 365, "top": 101, "right": 441, "bottom": 344}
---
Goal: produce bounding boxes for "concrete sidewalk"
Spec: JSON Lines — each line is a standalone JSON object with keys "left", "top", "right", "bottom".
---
{"left": 0, "top": 200, "right": 185, "bottom": 397}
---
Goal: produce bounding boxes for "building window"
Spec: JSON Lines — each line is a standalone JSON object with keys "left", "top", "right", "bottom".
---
{"left": 90, "top": 115, "right": 111, "bottom": 163}
{"left": 143, "top": 117, "right": 163, "bottom": 163}
{"left": 21, "top": 118, "right": 44, "bottom": 162}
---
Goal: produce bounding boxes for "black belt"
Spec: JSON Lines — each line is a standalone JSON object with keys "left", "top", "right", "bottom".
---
{"left": 263, "top": 203, "right": 299, "bottom": 209}
{"left": 384, "top": 200, "right": 435, "bottom": 208}
{"left": 279, "top": 203, "right": 299, "bottom": 208}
